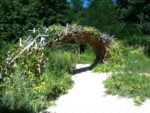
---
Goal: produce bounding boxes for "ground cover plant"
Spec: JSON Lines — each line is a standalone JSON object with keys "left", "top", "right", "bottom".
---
{"left": 104, "top": 73, "right": 150, "bottom": 105}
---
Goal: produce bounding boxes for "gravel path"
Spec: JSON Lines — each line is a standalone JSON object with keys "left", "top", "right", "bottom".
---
{"left": 45, "top": 64, "right": 150, "bottom": 113}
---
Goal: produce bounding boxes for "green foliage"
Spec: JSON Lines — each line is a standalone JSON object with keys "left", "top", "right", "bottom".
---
{"left": 70, "top": 0, "right": 83, "bottom": 9}
{"left": 104, "top": 73, "right": 150, "bottom": 104}
{"left": 93, "top": 40, "right": 150, "bottom": 104}
{"left": 78, "top": 44, "right": 95, "bottom": 63}
{"left": 123, "top": 35, "right": 150, "bottom": 56}
{"left": 41, "top": 70, "right": 73, "bottom": 100}
{"left": 117, "top": 0, "right": 150, "bottom": 24}
{"left": 0, "top": 23, "right": 105, "bottom": 111}
{"left": 0, "top": 0, "right": 71, "bottom": 42}
{"left": 0, "top": 67, "right": 73, "bottom": 113}
{"left": 70, "top": 0, "right": 150, "bottom": 37}
{"left": 142, "top": 22, "right": 150, "bottom": 34}
{"left": 0, "top": 28, "right": 78, "bottom": 112}
{"left": 47, "top": 49, "right": 77, "bottom": 72}
{"left": 93, "top": 41, "right": 126, "bottom": 72}
{"left": 77, "top": 0, "right": 117, "bottom": 34}
{"left": 93, "top": 41, "right": 150, "bottom": 73}
{"left": 0, "top": 68, "right": 47, "bottom": 113}
{"left": 115, "top": 23, "right": 141, "bottom": 38}
{"left": 0, "top": 41, "right": 11, "bottom": 69}
{"left": 122, "top": 48, "right": 150, "bottom": 73}
{"left": 116, "top": 0, "right": 150, "bottom": 34}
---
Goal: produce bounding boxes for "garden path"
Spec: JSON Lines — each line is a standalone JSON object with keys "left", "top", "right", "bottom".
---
{"left": 45, "top": 64, "right": 150, "bottom": 113}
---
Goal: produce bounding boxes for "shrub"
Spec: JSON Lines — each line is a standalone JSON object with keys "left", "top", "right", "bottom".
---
{"left": 0, "top": 35, "right": 75, "bottom": 112}
{"left": 0, "top": 65, "right": 73, "bottom": 113}
{"left": 93, "top": 41, "right": 126, "bottom": 72}
{"left": 93, "top": 41, "right": 150, "bottom": 73}
{"left": 0, "top": 68, "right": 47, "bottom": 113}
{"left": 41, "top": 69, "right": 73, "bottom": 100}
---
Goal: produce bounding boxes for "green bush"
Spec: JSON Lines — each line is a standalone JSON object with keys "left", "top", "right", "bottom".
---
{"left": 41, "top": 69, "right": 73, "bottom": 100}
{"left": 93, "top": 41, "right": 126, "bottom": 72}
{"left": 104, "top": 73, "right": 150, "bottom": 104}
{"left": 0, "top": 68, "right": 47, "bottom": 113}
{"left": 0, "top": 35, "right": 75, "bottom": 112}
{"left": 0, "top": 64, "right": 73, "bottom": 113}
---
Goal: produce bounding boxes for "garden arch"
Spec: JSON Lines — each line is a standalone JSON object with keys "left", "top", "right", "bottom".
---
{"left": 50, "top": 25, "right": 112, "bottom": 63}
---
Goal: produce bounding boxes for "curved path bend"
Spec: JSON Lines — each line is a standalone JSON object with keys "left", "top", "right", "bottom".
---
{"left": 45, "top": 64, "right": 150, "bottom": 113}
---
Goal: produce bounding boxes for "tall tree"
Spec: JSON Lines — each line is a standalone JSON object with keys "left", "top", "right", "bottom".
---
{"left": 70, "top": 0, "right": 83, "bottom": 9}
{"left": 117, "top": 0, "right": 150, "bottom": 24}
{"left": 78, "top": 0, "right": 117, "bottom": 33}
{"left": 0, "top": 0, "right": 71, "bottom": 42}
{"left": 67, "top": 0, "right": 84, "bottom": 23}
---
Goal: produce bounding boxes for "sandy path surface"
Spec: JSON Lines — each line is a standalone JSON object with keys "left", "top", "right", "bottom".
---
{"left": 45, "top": 64, "right": 150, "bottom": 113}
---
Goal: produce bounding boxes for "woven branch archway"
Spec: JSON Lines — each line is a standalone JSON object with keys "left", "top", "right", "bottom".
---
{"left": 50, "top": 25, "right": 113, "bottom": 63}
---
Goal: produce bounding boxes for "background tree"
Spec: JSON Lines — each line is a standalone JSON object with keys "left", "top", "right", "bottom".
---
{"left": 77, "top": 0, "right": 117, "bottom": 35}
{"left": 0, "top": 0, "right": 71, "bottom": 43}
{"left": 67, "top": 0, "right": 84, "bottom": 23}
{"left": 117, "top": 0, "right": 150, "bottom": 34}
{"left": 117, "top": 0, "right": 150, "bottom": 23}
{"left": 70, "top": 0, "right": 83, "bottom": 9}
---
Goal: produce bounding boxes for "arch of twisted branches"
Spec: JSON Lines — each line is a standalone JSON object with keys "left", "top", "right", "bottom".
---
{"left": 50, "top": 25, "right": 113, "bottom": 63}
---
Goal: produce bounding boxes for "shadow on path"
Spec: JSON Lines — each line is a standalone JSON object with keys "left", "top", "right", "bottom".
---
{"left": 68, "top": 59, "right": 98, "bottom": 75}
{"left": 69, "top": 66, "right": 92, "bottom": 75}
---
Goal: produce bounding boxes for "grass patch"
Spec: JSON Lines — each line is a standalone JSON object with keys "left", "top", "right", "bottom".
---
{"left": 122, "top": 48, "right": 150, "bottom": 73}
{"left": 78, "top": 44, "right": 96, "bottom": 64}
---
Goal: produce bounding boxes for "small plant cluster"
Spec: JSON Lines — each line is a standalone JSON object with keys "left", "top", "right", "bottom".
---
{"left": 104, "top": 73, "right": 150, "bottom": 105}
